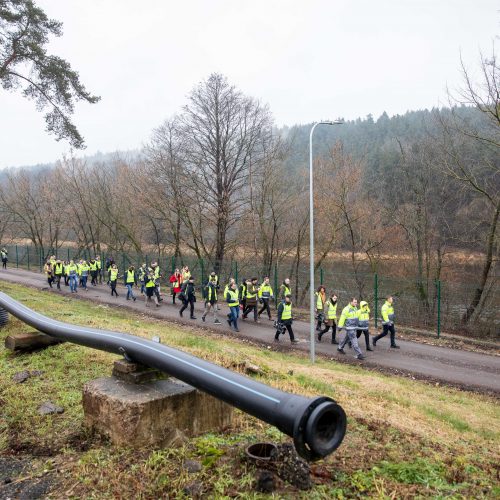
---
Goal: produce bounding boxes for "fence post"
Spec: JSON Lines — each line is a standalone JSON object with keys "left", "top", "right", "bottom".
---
{"left": 274, "top": 263, "right": 278, "bottom": 307}
{"left": 38, "top": 248, "right": 42, "bottom": 272}
{"left": 436, "top": 280, "right": 441, "bottom": 338}
{"left": 26, "top": 246, "right": 30, "bottom": 270}
{"left": 171, "top": 255, "right": 175, "bottom": 274}
{"left": 200, "top": 259, "right": 205, "bottom": 285}
{"left": 15, "top": 245, "right": 18, "bottom": 268}
{"left": 374, "top": 273, "right": 379, "bottom": 329}
{"left": 320, "top": 267, "right": 324, "bottom": 285}
{"left": 235, "top": 261, "right": 238, "bottom": 284}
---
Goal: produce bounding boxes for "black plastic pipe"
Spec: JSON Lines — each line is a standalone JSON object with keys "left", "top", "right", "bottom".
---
{"left": 0, "top": 293, "right": 346, "bottom": 461}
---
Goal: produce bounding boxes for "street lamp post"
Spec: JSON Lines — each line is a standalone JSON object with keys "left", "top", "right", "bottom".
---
{"left": 309, "top": 120, "right": 343, "bottom": 363}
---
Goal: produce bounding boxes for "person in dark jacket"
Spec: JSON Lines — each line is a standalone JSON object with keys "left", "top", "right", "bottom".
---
{"left": 243, "top": 278, "right": 259, "bottom": 322}
{"left": 275, "top": 294, "right": 299, "bottom": 344}
{"left": 1, "top": 248, "right": 8, "bottom": 269}
{"left": 179, "top": 277, "right": 196, "bottom": 319}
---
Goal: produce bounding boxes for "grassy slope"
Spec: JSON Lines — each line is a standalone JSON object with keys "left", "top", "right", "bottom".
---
{"left": 0, "top": 282, "right": 498, "bottom": 499}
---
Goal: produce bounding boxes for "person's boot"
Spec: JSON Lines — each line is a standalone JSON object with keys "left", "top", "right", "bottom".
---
{"left": 390, "top": 344, "right": 400, "bottom": 349}
{"left": 367, "top": 345, "right": 373, "bottom": 351}
{"left": 337, "top": 347, "right": 345, "bottom": 354}
{"left": 317, "top": 332, "right": 322, "bottom": 342}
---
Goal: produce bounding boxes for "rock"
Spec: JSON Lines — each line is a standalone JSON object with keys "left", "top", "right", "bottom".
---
{"left": 183, "top": 481, "right": 203, "bottom": 498}
{"left": 30, "top": 370, "right": 44, "bottom": 377}
{"left": 255, "top": 469, "right": 275, "bottom": 493}
{"left": 244, "top": 362, "right": 262, "bottom": 375}
{"left": 12, "top": 371, "right": 30, "bottom": 384}
{"left": 38, "top": 402, "right": 64, "bottom": 415}
{"left": 184, "top": 460, "right": 202, "bottom": 473}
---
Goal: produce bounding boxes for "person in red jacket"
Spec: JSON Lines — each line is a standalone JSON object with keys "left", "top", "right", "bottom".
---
{"left": 169, "top": 268, "right": 182, "bottom": 304}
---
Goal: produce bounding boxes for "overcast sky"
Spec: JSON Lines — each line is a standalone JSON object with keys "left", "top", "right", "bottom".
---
{"left": 0, "top": 0, "right": 498, "bottom": 168}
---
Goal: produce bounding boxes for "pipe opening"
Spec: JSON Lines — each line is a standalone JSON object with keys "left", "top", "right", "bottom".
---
{"left": 245, "top": 442, "right": 277, "bottom": 462}
{"left": 305, "top": 401, "right": 346, "bottom": 458}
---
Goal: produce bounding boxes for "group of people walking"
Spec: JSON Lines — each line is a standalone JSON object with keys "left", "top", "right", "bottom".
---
{"left": 314, "top": 285, "right": 399, "bottom": 360}
{"left": 28, "top": 255, "right": 401, "bottom": 358}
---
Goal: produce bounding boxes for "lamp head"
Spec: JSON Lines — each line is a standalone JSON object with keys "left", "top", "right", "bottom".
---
{"left": 320, "top": 119, "right": 344, "bottom": 125}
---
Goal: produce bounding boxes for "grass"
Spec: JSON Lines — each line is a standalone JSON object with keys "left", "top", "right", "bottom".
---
{"left": 0, "top": 281, "right": 499, "bottom": 498}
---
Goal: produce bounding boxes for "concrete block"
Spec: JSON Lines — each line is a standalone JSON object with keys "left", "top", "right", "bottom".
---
{"left": 4, "top": 332, "right": 62, "bottom": 352}
{"left": 82, "top": 377, "right": 234, "bottom": 447}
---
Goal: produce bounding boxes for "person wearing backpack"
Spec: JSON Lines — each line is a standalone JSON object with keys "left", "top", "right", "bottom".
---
{"left": 1, "top": 248, "right": 8, "bottom": 269}
{"left": 179, "top": 277, "right": 196, "bottom": 319}
{"left": 275, "top": 295, "right": 299, "bottom": 344}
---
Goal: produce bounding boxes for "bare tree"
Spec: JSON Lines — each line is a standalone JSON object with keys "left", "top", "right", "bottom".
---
{"left": 439, "top": 49, "right": 500, "bottom": 324}
{"left": 179, "top": 73, "right": 274, "bottom": 271}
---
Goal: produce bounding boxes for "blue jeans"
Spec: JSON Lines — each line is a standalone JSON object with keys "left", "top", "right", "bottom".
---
{"left": 229, "top": 306, "right": 239, "bottom": 329}
{"left": 69, "top": 275, "right": 78, "bottom": 292}
{"left": 81, "top": 275, "right": 88, "bottom": 289}
{"left": 126, "top": 283, "right": 136, "bottom": 299}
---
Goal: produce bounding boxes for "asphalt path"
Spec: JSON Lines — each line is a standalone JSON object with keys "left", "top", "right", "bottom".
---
{"left": 1, "top": 268, "right": 499, "bottom": 395}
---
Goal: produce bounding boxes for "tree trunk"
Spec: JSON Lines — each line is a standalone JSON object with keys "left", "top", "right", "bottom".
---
{"left": 462, "top": 200, "right": 499, "bottom": 324}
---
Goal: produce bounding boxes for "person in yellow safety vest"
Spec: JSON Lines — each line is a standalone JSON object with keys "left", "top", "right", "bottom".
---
{"left": 181, "top": 266, "right": 191, "bottom": 283}
{"left": 145, "top": 268, "right": 159, "bottom": 307}
{"left": 278, "top": 278, "right": 292, "bottom": 302}
{"left": 223, "top": 278, "right": 235, "bottom": 298}
{"left": 44, "top": 260, "right": 54, "bottom": 288}
{"left": 125, "top": 266, "right": 137, "bottom": 301}
{"left": 152, "top": 262, "right": 162, "bottom": 300}
{"left": 67, "top": 259, "right": 79, "bottom": 293}
{"left": 337, "top": 297, "right": 364, "bottom": 360}
{"left": 79, "top": 260, "right": 90, "bottom": 291}
{"left": 275, "top": 294, "right": 299, "bottom": 344}
{"left": 169, "top": 268, "right": 182, "bottom": 303}
{"left": 239, "top": 279, "right": 247, "bottom": 310}
{"left": 89, "top": 259, "right": 98, "bottom": 286}
{"left": 202, "top": 272, "right": 221, "bottom": 324}
{"left": 242, "top": 278, "right": 259, "bottom": 322}
{"left": 63, "top": 260, "right": 70, "bottom": 286}
{"left": 95, "top": 256, "right": 102, "bottom": 284}
{"left": 109, "top": 264, "right": 119, "bottom": 297}
{"left": 49, "top": 255, "right": 56, "bottom": 268}
{"left": 318, "top": 293, "right": 339, "bottom": 344}
{"left": 315, "top": 285, "right": 327, "bottom": 331}
{"left": 226, "top": 282, "right": 240, "bottom": 332}
{"left": 373, "top": 295, "right": 399, "bottom": 349}
{"left": 356, "top": 301, "right": 373, "bottom": 352}
{"left": 53, "top": 260, "right": 64, "bottom": 290}
{"left": 258, "top": 276, "right": 274, "bottom": 321}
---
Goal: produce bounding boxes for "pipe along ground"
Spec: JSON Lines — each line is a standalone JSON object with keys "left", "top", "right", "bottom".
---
{"left": 0, "top": 292, "right": 346, "bottom": 461}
